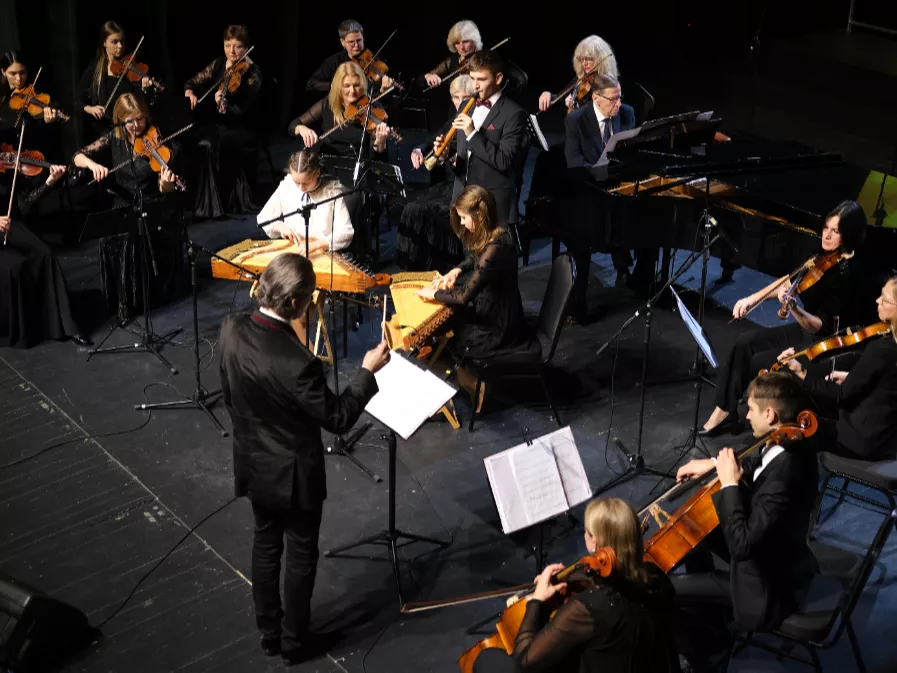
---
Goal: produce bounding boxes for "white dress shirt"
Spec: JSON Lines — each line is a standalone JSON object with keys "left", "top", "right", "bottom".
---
{"left": 259, "top": 307, "right": 288, "bottom": 324}
{"left": 258, "top": 176, "right": 354, "bottom": 252}
{"left": 593, "top": 102, "right": 614, "bottom": 142}
{"left": 718, "top": 444, "right": 786, "bottom": 489}
{"left": 466, "top": 91, "right": 503, "bottom": 147}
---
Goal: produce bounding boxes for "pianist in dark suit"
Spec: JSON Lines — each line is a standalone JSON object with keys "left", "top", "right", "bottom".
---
{"left": 440, "top": 49, "right": 531, "bottom": 229}
{"left": 564, "top": 74, "right": 656, "bottom": 310}
{"left": 219, "top": 253, "right": 389, "bottom": 663}
{"left": 701, "top": 200, "right": 868, "bottom": 437}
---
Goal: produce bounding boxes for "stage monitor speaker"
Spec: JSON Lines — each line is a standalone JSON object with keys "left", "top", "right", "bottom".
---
{"left": 0, "top": 571, "right": 91, "bottom": 673}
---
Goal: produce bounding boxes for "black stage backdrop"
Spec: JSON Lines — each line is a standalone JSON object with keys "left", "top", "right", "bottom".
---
{"left": 7, "top": 0, "right": 852, "bottom": 159}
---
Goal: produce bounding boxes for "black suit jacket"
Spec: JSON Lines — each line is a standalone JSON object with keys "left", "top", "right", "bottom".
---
{"left": 220, "top": 310, "right": 378, "bottom": 510}
{"left": 564, "top": 103, "right": 636, "bottom": 168}
{"left": 711, "top": 445, "right": 819, "bottom": 631}
{"left": 452, "top": 94, "right": 530, "bottom": 226}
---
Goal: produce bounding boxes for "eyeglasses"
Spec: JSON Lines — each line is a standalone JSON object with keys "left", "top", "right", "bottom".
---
{"left": 594, "top": 93, "right": 623, "bottom": 104}
{"left": 880, "top": 294, "right": 896, "bottom": 306}
{"left": 124, "top": 115, "right": 146, "bottom": 126}
{"left": 578, "top": 57, "right": 596, "bottom": 63}
{"left": 343, "top": 39, "right": 363, "bottom": 45}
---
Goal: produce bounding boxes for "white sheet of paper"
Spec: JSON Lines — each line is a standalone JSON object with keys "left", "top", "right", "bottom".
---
{"left": 484, "top": 427, "right": 592, "bottom": 534}
{"left": 364, "top": 352, "right": 456, "bottom": 440}
{"left": 672, "top": 288, "right": 718, "bottom": 368}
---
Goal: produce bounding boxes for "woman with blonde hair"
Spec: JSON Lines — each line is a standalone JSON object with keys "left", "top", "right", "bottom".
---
{"left": 289, "top": 61, "right": 393, "bottom": 159}
{"left": 782, "top": 276, "right": 897, "bottom": 460}
{"left": 538, "top": 35, "right": 619, "bottom": 112}
{"left": 417, "top": 185, "right": 533, "bottom": 360}
{"left": 418, "top": 20, "right": 528, "bottom": 98}
{"left": 472, "top": 497, "right": 680, "bottom": 672}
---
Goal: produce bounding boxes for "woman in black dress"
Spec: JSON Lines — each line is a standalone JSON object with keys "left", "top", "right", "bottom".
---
{"left": 73, "top": 93, "right": 186, "bottom": 323}
{"left": 184, "top": 24, "right": 262, "bottom": 219}
{"left": 0, "top": 51, "right": 66, "bottom": 150}
{"left": 416, "top": 185, "right": 534, "bottom": 360}
{"left": 394, "top": 75, "right": 473, "bottom": 272}
{"left": 0, "top": 165, "right": 90, "bottom": 347}
{"left": 288, "top": 61, "right": 394, "bottom": 160}
{"left": 537, "top": 34, "right": 618, "bottom": 113}
{"left": 473, "top": 497, "right": 680, "bottom": 673}
{"left": 76, "top": 21, "right": 156, "bottom": 140}
{"left": 701, "top": 200, "right": 869, "bottom": 436}
{"left": 781, "top": 277, "right": 897, "bottom": 460}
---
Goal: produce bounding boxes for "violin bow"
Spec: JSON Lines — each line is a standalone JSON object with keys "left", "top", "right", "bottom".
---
{"left": 13, "top": 65, "right": 42, "bottom": 129}
{"left": 103, "top": 36, "right": 145, "bottom": 113}
{"left": 196, "top": 45, "right": 256, "bottom": 106}
{"left": 3, "top": 125, "right": 26, "bottom": 245}
{"left": 423, "top": 37, "right": 511, "bottom": 92}
{"left": 545, "top": 52, "right": 613, "bottom": 111}
{"left": 315, "top": 86, "right": 400, "bottom": 144}
{"left": 366, "top": 29, "right": 397, "bottom": 68}
{"left": 402, "top": 582, "right": 534, "bottom": 614}
{"left": 88, "top": 122, "right": 194, "bottom": 184}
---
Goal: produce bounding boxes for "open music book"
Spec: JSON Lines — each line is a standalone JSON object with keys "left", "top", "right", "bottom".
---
{"left": 365, "top": 351, "right": 456, "bottom": 440}
{"left": 484, "top": 427, "right": 592, "bottom": 534}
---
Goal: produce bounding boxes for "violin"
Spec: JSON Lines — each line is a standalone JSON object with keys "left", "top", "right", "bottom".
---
{"left": 352, "top": 49, "right": 392, "bottom": 86}
{"left": 91, "top": 123, "right": 193, "bottom": 190}
{"left": 423, "top": 96, "right": 476, "bottom": 170}
{"left": 568, "top": 78, "right": 593, "bottom": 113}
{"left": 641, "top": 411, "right": 818, "bottom": 572}
{"left": 423, "top": 37, "right": 511, "bottom": 92}
{"left": 110, "top": 54, "right": 164, "bottom": 91}
{"left": 777, "top": 250, "right": 845, "bottom": 319}
{"left": 216, "top": 60, "right": 250, "bottom": 113}
{"left": 341, "top": 95, "right": 403, "bottom": 142}
{"left": 9, "top": 86, "right": 70, "bottom": 123}
{"left": 0, "top": 143, "right": 51, "bottom": 176}
{"left": 457, "top": 548, "right": 617, "bottom": 673}
{"left": 760, "top": 321, "right": 891, "bottom": 376}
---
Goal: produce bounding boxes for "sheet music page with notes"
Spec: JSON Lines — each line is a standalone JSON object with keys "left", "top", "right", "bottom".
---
{"left": 484, "top": 427, "right": 591, "bottom": 534}
{"left": 364, "top": 351, "right": 455, "bottom": 440}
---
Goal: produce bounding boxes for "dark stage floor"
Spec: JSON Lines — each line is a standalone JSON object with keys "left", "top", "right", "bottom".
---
{"left": 4, "top": 29, "right": 897, "bottom": 673}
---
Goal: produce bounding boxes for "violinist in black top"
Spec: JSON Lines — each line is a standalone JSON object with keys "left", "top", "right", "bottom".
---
{"left": 0, "top": 51, "right": 66, "bottom": 151}
{"left": 672, "top": 373, "right": 819, "bottom": 671}
{"left": 537, "top": 35, "right": 619, "bottom": 113}
{"left": 701, "top": 200, "right": 868, "bottom": 437}
{"left": 418, "top": 20, "right": 528, "bottom": 101}
{"left": 289, "top": 61, "right": 394, "bottom": 160}
{"left": 184, "top": 24, "right": 262, "bottom": 219}
{"left": 305, "top": 20, "right": 395, "bottom": 94}
{"left": 473, "top": 497, "right": 680, "bottom": 673}
{"left": 73, "top": 93, "right": 186, "bottom": 323}
{"left": 781, "top": 276, "right": 897, "bottom": 460}
{"left": 76, "top": 21, "right": 155, "bottom": 139}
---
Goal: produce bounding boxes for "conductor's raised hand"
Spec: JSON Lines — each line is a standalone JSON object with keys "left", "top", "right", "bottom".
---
{"left": 530, "top": 563, "right": 566, "bottom": 602}
{"left": 362, "top": 340, "right": 391, "bottom": 374}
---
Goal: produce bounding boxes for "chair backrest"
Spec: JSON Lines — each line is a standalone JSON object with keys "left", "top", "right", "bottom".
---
{"left": 537, "top": 253, "right": 577, "bottom": 362}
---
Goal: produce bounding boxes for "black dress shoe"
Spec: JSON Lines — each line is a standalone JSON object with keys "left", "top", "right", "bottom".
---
{"left": 70, "top": 335, "right": 94, "bottom": 346}
{"left": 714, "top": 269, "right": 735, "bottom": 285}
{"left": 260, "top": 635, "right": 281, "bottom": 657}
{"left": 697, "top": 415, "right": 741, "bottom": 438}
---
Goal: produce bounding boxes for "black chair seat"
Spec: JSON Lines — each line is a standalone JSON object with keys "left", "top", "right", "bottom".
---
{"left": 820, "top": 452, "right": 897, "bottom": 491}
{"left": 469, "top": 335, "right": 546, "bottom": 371}
{"left": 775, "top": 574, "right": 845, "bottom": 643}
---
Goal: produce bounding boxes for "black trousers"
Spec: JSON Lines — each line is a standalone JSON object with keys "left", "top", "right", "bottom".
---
{"left": 251, "top": 502, "right": 323, "bottom": 651}
{"left": 713, "top": 322, "right": 810, "bottom": 413}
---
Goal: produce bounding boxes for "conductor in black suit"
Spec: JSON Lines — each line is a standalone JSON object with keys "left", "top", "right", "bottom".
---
{"left": 670, "top": 372, "right": 819, "bottom": 671}
{"left": 565, "top": 75, "right": 657, "bottom": 305}
{"left": 219, "top": 253, "right": 390, "bottom": 664}
{"left": 439, "top": 49, "right": 531, "bottom": 229}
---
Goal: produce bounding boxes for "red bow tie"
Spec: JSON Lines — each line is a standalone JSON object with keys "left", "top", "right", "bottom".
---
{"left": 475, "top": 99, "right": 492, "bottom": 109}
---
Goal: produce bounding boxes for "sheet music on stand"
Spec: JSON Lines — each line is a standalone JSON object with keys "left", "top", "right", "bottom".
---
{"left": 364, "top": 351, "right": 456, "bottom": 440}
{"left": 528, "top": 115, "right": 549, "bottom": 152}
{"left": 671, "top": 287, "right": 718, "bottom": 368}
{"left": 484, "top": 426, "right": 592, "bottom": 535}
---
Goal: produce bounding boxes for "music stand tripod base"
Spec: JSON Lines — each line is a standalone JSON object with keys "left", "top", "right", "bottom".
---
{"left": 323, "top": 431, "right": 449, "bottom": 606}
{"left": 87, "top": 324, "right": 182, "bottom": 375}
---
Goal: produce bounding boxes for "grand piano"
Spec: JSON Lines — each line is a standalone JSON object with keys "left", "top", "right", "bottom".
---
{"left": 533, "top": 114, "right": 897, "bottom": 314}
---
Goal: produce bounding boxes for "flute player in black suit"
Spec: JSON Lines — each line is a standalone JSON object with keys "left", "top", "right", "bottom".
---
{"left": 434, "top": 49, "right": 530, "bottom": 231}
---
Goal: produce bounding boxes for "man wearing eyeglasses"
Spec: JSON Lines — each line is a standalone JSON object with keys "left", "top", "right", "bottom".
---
{"left": 564, "top": 75, "right": 655, "bottom": 298}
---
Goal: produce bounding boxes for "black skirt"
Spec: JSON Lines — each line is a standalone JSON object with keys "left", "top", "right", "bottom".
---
{"left": 191, "top": 123, "right": 255, "bottom": 219}
{"left": 394, "top": 180, "right": 463, "bottom": 273}
{"left": 0, "top": 220, "right": 79, "bottom": 348}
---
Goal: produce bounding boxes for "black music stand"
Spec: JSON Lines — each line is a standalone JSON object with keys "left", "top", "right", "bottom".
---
{"left": 131, "top": 240, "right": 252, "bottom": 436}
{"left": 81, "top": 198, "right": 183, "bottom": 374}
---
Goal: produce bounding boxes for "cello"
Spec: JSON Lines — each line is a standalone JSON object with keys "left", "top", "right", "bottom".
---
{"left": 640, "top": 411, "right": 818, "bottom": 572}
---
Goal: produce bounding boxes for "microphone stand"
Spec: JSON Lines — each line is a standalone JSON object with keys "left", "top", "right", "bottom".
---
{"left": 88, "top": 122, "right": 182, "bottom": 373}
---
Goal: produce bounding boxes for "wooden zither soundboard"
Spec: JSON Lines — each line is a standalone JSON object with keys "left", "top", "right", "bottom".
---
{"left": 211, "top": 239, "right": 390, "bottom": 293}
{"left": 384, "top": 272, "right": 453, "bottom": 352}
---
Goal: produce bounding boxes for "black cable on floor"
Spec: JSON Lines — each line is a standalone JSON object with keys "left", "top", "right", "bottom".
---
{"left": 603, "top": 336, "right": 624, "bottom": 477}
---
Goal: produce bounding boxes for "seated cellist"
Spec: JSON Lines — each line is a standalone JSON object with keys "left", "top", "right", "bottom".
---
{"left": 473, "top": 497, "right": 680, "bottom": 673}
{"left": 671, "top": 372, "right": 819, "bottom": 672}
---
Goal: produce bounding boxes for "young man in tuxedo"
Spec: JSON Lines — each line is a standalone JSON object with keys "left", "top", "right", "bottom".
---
{"left": 436, "top": 49, "right": 531, "bottom": 231}
{"left": 670, "top": 372, "right": 819, "bottom": 671}
{"left": 219, "top": 253, "right": 390, "bottom": 665}
{"left": 564, "top": 74, "right": 657, "bottom": 304}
